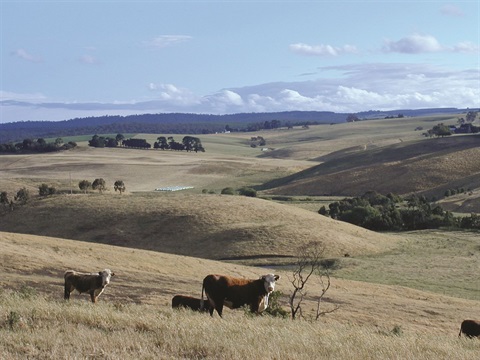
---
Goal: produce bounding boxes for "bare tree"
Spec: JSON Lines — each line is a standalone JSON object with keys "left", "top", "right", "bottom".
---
{"left": 288, "top": 241, "right": 339, "bottom": 320}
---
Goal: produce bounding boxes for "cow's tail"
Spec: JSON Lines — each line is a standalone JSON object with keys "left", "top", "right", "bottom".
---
{"left": 200, "top": 282, "right": 205, "bottom": 310}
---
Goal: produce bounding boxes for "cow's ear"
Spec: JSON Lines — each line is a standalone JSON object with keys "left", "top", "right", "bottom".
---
{"left": 260, "top": 275, "right": 266, "bottom": 280}
{"left": 98, "top": 272, "right": 103, "bottom": 276}
{"left": 274, "top": 275, "right": 280, "bottom": 281}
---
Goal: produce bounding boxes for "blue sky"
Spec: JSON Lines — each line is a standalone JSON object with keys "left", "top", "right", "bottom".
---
{"left": 1, "top": 0, "right": 479, "bottom": 123}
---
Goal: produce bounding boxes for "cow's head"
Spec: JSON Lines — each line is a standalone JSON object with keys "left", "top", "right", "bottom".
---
{"left": 99, "top": 269, "right": 115, "bottom": 286}
{"left": 261, "top": 273, "right": 280, "bottom": 293}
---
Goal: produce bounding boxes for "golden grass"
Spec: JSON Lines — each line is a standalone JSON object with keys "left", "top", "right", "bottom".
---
{"left": 1, "top": 113, "right": 480, "bottom": 358}
{"left": 0, "top": 192, "right": 399, "bottom": 261}
{"left": 0, "top": 231, "right": 479, "bottom": 359}
{"left": 1, "top": 292, "right": 479, "bottom": 360}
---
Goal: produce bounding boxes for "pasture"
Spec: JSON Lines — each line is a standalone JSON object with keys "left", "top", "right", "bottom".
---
{"left": 1, "top": 113, "right": 480, "bottom": 358}
{"left": 0, "top": 231, "right": 479, "bottom": 359}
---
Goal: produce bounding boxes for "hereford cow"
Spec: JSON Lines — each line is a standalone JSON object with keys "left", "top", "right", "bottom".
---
{"left": 201, "top": 273, "right": 280, "bottom": 317}
{"left": 64, "top": 269, "right": 115, "bottom": 303}
{"left": 172, "top": 295, "right": 211, "bottom": 312}
{"left": 459, "top": 319, "right": 480, "bottom": 338}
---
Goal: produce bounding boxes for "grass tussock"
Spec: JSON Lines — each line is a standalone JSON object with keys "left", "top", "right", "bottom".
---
{"left": 0, "top": 290, "right": 477, "bottom": 360}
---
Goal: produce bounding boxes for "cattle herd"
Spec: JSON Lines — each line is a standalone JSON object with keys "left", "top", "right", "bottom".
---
{"left": 63, "top": 268, "right": 479, "bottom": 338}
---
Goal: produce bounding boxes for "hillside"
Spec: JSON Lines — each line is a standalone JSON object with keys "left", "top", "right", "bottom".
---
{"left": 0, "top": 193, "right": 399, "bottom": 264}
{"left": 260, "top": 135, "right": 480, "bottom": 199}
{"left": 1, "top": 230, "right": 478, "bottom": 336}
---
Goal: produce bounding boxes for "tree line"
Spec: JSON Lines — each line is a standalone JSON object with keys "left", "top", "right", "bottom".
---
{"left": 88, "top": 134, "right": 205, "bottom": 152}
{"left": 318, "top": 191, "right": 480, "bottom": 231}
{"left": 0, "top": 137, "right": 77, "bottom": 154}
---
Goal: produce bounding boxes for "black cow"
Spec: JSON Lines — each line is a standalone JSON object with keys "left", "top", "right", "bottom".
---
{"left": 459, "top": 319, "right": 480, "bottom": 338}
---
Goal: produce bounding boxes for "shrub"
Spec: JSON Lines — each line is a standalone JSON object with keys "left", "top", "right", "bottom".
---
{"left": 38, "top": 183, "right": 56, "bottom": 196}
{"left": 238, "top": 187, "right": 257, "bottom": 197}
{"left": 264, "top": 291, "right": 289, "bottom": 318}
{"left": 14, "top": 188, "right": 30, "bottom": 204}
{"left": 221, "top": 187, "right": 235, "bottom": 195}
{"left": 318, "top": 206, "right": 328, "bottom": 216}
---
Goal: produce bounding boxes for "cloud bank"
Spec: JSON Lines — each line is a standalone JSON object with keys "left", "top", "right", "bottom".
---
{"left": 1, "top": 62, "right": 478, "bottom": 123}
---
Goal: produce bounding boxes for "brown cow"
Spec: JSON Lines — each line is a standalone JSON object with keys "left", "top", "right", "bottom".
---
{"left": 172, "top": 295, "right": 211, "bottom": 312}
{"left": 459, "top": 319, "right": 480, "bottom": 338}
{"left": 201, "top": 273, "right": 280, "bottom": 317}
{"left": 64, "top": 269, "right": 115, "bottom": 303}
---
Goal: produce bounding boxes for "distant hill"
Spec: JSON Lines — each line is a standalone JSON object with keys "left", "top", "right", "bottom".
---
{"left": 259, "top": 134, "right": 480, "bottom": 199}
{"left": 0, "top": 108, "right": 469, "bottom": 143}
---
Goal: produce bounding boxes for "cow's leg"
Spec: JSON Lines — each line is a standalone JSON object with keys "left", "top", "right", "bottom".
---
{"left": 89, "top": 290, "right": 96, "bottom": 303}
{"left": 206, "top": 295, "right": 224, "bottom": 317}
{"left": 205, "top": 293, "right": 217, "bottom": 317}
{"left": 214, "top": 298, "right": 224, "bottom": 317}
{"left": 64, "top": 284, "right": 73, "bottom": 300}
{"left": 216, "top": 304, "right": 224, "bottom": 317}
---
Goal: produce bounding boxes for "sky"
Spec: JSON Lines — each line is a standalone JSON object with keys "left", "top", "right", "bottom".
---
{"left": 0, "top": 0, "right": 479, "bottom": 123}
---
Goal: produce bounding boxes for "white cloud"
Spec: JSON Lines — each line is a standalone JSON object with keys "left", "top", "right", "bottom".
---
{"left": 453, "top": 41, "right": 480, "bottom": 53}
{"left": 2, "top": 63, "right": 478, "bottom": 122}
{"left": 290, "top": 43, "right": 357, "bottom": 56}
{"left": 147, "top": 83, "right": 200, "bottom": 108}
{"left": 382, "top": 34, "right": 443, "bottom": 54}
{"left": 143, "top": 35, "right": 192, "bottom": 49}
{"left": 11, "top": 49, "right": 43, "bottom": 63}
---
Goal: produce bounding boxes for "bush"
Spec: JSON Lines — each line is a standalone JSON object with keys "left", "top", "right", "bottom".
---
{"left": 38, "top": 184, "right": 56, "bottom": 196}
{"left": 221, "top": 187, "right": 235, "bottom": 195}
{"left": 238, "top": 187, "right": 257, "bottom": 197}
{"left": 264, "top": 291, "right": 289, "bottom": 318}
{"left": 318, "top": 206, "right": 328, "bottom": 215}
{"left": 14, "top": 188, "right": 30, "bottom": 204}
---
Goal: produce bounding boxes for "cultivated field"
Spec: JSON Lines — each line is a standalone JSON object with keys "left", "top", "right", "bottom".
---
{"left": 1, "top": 113, "right": 480, "bottom": 358}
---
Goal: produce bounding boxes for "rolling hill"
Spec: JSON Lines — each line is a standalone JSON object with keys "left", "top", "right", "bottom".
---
{"left": 1, "top": 110, "right": 480, "bottom": 358}
{"left": 259, "top": 135, "right": 480, "bottom": 200}
{"left": 0, "top": 193, "right": 399, "bottom": 264}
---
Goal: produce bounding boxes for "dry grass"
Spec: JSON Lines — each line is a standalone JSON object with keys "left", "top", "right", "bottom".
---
{"left": 0, "top": 192, "right": 399, "bottom": 261}
{"left": 335, "top": 230, "right": 480, "bottom": 301}
{"left": 1, "top": 293, "right": 479, "bottom": 360}
{"left": 261, "top": 135, "right": 480, "bottom": 198}
{"left": 0, "top": 231, "right": 479, "bottom": 359}
{"left": 1, "top": 113, "right": 480, "bottom": 358}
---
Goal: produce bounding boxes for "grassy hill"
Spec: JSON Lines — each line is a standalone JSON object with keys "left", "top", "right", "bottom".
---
{"left": 259, "top": 134, "right": 480, "bottom": 198}
{"left": 1, "top": 231, "right": 479, "bottom": 359}
{"left": 0, "top": 192, "right": 397, "bottom": 263}
{"left": 1, "top": 111, "right": 480, "bottom": 358}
